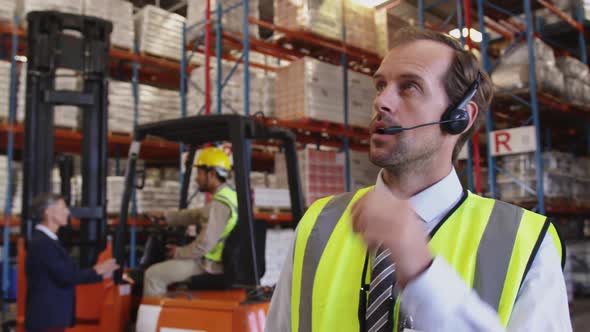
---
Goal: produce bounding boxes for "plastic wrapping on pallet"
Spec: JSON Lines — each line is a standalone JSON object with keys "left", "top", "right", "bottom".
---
{"left": 374, "top": 2, "right": 444, "bottom": 56}
{"left": 274, "top": 148, "right": 346, "bottom": 206}
{"left": 573, "top": 157, "right": 590, "bottom": 179}
{"left": 187, "top": 0, "right": 260, "bottom": 41}
{"left": 556, "top": 56, "right": 590, "bottom": 83}
{"left": 564, "top": 77, "right": 586, "bottom": 105}
{"left": 497, "top": 172, "right": 573, "bottom": 200}
{"left": 17, "top": 0, "right": 83, "bottom": 21}
{"left": 343, "top": 0, "right": 377, "bottom": 52}
{"left": 499, "top": 151, "right": 574, "bottom": 178}
{"left": 0, "top": 157, "right": 22, "bottom": 214}
{"left": 573, "top": 178, "right": 590, "bottom": 202}
{"left": 135, "top": 5, "right": 185, "bottom": 60}
{"left": 492, "top": 62, "right": 564, "bottom": 97}
{"left": 274, "top": 0, "right": 343, "bottom": 41}
{"left": 275, "top": 57, "right": 373, "bottom": 127}
{"left": 501, "top": 39, "right": 555, "bottom": 66}
{"left": 374, "top": 8, "right": 409, "bottom": 56}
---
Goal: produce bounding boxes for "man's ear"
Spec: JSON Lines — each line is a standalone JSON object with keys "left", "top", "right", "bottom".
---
{"left": 463, "top": 101, "right": 479, "bottom": 134}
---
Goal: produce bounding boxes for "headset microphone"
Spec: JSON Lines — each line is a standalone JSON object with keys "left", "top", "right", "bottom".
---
{"left": 376, "top": 119, "right": 467, "bottom": 135}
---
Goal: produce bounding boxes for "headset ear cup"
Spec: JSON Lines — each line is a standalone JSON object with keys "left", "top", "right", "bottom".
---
{"left": 442, "top": 108, "right": 470, "bottom": 135}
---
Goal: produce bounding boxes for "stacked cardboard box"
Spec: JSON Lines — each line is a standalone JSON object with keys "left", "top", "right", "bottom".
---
{"left": 17, "top": 0, "right": 83, "bottom": 20}
{"left": 0, "top": 0, "right": 15, "bottom": 23}
{"left": 274, "top": 0, "right": 342, "bottom": 41}
{"left": 187, "top": 0, "right": 260, "bottom": 41}
{"left": 83, "top": 0, "right": 134, "bottom": 50}
{"left": 18, "top": 68, "right": 82, "bottom": 129}
{"left": 349, "top": 150, "right": 380, "bottom": 191}
{"left": 275, "top": 147, "right": 345, "bottom": 206}
{"left": 275, "top": 57, "right": 373, "bottom": 127}
{"left": 108, "top": 80, "right": 135, "bottom": 133}
{"left": 344, "top": 0, "right": 377, "bottom": 52}
{"left": 109, "top": 80, "right": 181, "bottom": 133}
{"left": 135, "top": 5, "right": 185, "bottom": 60}
{"left": 187, "top": 62, "right": 269, "bottom": 116}
{"left": 138, "top": 84, "right": 181, "bottom": 124}
{"left": 110, "top": 0, "right": 134, "bottom": 49}
{"left": 0, "top": 61, "right": 14, "bottom": 119}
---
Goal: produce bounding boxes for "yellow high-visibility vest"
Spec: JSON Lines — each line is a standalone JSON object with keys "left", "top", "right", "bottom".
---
{"left": 204, "top": 185, "right": 238, "bottom": 262}
{"left": 291, "top": 187, "right": 563, "bottom": 331}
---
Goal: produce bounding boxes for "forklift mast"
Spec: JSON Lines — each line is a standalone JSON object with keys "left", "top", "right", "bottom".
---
{"left": 21, "top": 11, "right": 112, "bottom": 268}
{"left": 115, "top": 115, "right": 305, "bottom": 286}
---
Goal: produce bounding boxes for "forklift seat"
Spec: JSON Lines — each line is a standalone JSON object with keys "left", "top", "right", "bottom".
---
{"left": 188, "top": 218, "right": 267, "bottom": 290}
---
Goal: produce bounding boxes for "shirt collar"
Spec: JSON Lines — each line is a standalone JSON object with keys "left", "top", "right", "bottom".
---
{"left": 35, "top": 224, "right": 58, "bottom": 241}
{"left": 374, "top": 168, "right": 464, "bottom": 223}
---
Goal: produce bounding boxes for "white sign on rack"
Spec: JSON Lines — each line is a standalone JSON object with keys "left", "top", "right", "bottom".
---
{"left": 489, "top": 126, "right": 537, "bottom": 156}
{"left": 456, "top": 125, "right": 536, "bottom": 160}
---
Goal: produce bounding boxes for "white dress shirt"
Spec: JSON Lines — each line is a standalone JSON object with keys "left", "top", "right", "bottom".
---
{"left": 35, "top": 224, "right": 58, "bottom": 241}
{"left": 265, "top": 168, "right": 572, "bottom": 331}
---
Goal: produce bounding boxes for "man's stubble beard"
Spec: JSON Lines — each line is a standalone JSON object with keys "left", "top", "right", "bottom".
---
{"left": 369, "top": 132, "right": 442, "bottom": 178}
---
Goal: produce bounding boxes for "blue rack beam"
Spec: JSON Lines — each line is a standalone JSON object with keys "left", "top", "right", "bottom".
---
{"left": 524, "top": 0, "right": 545, "bottom": 214}
{"left": 2, "top": 15, "right": 18, "bottom": 302}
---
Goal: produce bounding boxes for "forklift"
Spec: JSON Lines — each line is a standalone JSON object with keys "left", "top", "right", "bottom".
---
{"left": 16, "top": 11, "right": 133, "bottom": 332}
{"left": 114, "top": 114, "right": 304, "bottom": 331}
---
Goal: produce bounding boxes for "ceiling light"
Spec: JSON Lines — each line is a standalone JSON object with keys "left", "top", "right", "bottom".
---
{"left": 448, "top": 28, "right": 483, "bottom": 43}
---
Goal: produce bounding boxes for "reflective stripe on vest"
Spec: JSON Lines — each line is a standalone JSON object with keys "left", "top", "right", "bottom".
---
{"left": 291, "top": 187, "right": 563, "bottom": 331}
{"left": 204, "top": 186, "right": 238, "bottom": 262}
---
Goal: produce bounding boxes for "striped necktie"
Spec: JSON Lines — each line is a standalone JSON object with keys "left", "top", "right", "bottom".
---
{"left": 365, "top": 247, "right": 396, "bottom": 332}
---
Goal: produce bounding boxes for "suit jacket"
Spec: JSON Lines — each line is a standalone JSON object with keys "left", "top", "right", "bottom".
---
{"left": 25, "top": 229, "right": 102, "bottom": 330}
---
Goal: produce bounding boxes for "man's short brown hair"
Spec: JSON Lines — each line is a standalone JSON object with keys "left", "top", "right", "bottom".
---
{"left": 31, "top": 193, "right": 64, "bottom": 219}
{"left": 390, "top": 26, "right": 494, "bottom": 162}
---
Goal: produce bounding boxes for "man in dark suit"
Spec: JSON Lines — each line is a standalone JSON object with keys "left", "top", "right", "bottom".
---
{"left": 25, "top": 193, "right": 119, "bottom": 332}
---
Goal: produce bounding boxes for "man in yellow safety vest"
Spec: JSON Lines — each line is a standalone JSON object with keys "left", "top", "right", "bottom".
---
{"left": 143, "top": 147, "right": 238, "bottom": 297}
{"left": 266, "top": 27, "right": 571, "bottom": 331}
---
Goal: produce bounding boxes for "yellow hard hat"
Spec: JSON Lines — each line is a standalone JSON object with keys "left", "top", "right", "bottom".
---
{"left": 194, "top": 147, "right": 231, "bottom": 177}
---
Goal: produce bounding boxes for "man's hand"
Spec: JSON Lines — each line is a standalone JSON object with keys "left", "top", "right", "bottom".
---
{"left": 351, "top": 190, "right": 433, "bottom": 288}
{"left": 93, "top": 258, "right": 120, "bottom": 278}
{"left": 166, "top": 244, "right": 177, "bottom": 258}
{"left": 145, "top": 210, "right": 167, "bottom": 225}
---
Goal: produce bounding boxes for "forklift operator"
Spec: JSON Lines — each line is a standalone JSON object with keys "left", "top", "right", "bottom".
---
{"left": 143, "top": 147, "right": 238, "bottom": 297}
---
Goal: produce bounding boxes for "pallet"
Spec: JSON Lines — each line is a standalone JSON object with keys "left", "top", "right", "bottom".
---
{"left": 54, "top": 125, "right": 81, "bottom": 132}
{"left": 108, "top": 130, "right": 133, "bottom": 138}
{"left": 139, "top": 50, "right": 181, "bottom": 63}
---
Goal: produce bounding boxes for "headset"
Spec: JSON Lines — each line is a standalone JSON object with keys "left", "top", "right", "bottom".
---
{"left": 377, "top": 72, "right": 482, "bottom": 136}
